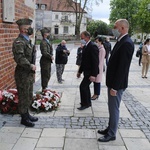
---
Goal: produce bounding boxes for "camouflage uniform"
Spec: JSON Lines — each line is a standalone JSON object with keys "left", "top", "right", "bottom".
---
{"left": 12, "top": 34, "right": 34, "bottom": 114}
{"left": 12, "top": 18, "right": 38, "bottom": 127}
{"left": 40, "top": 28, "right": 53, "bottom": 90}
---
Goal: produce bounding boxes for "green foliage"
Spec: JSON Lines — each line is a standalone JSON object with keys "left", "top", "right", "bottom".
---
{"left": 134, "top": 0, "right": 150, "bottom": 35}
{"left": 109, "top": 0, "right": 139, "bottom": 35}
{"left": 36, "top": 39, "right": 62, "bottom": 45}
{"left": 65, "top": 0, "right": 103, "bottom": 39}
{"left": 109, "top": 0, "right": 150, "bottom": 37}
{"left": 87, "top": 20, "right": 110, "bottom": 37}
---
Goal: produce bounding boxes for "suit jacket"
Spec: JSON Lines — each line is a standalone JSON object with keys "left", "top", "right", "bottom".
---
{"left": 79, "top": 41, "right": 99, "bottom": 77}
{"left": 106, "top": 34, "right": 134, "bottom": 90}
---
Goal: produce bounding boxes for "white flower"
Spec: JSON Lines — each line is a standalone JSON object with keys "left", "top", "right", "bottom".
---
{"left": 2, "top": 91, "right": 15, "bottom": 100}
{"left": 44, "top": 101, "right": 52, "bottom": 111}
{"left": 53, "top": 101, "right": 58, "bottom": 107}
{"left": 9, "top": 95, "right": 14, "bottom": 100}
{"left": 55, "top": 96, "right": 60, "bottom": 103}
{"left": 45, "top": 91, "right": 54, "bottom": 98}
{"left": 32, "top": 100, "right": 41, "bottom": 109}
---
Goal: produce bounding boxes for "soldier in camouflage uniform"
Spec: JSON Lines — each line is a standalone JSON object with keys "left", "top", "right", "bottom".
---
{"left": 12, "top": 18, "right": 38, "bottom": 127}
{"left": 40, "top": 28, "right": 53, "bottom": 91}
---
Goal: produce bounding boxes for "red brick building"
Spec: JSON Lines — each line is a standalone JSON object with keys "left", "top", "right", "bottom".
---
{"left": 0, "top": 0, "right": 35, "bottom": 89}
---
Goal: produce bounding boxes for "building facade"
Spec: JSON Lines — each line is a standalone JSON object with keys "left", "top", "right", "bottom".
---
{"left": 35, "top": 0, "right": 87, "bottom": 39}
{"left": 0, "top": 0, "right": 35, "bottom": 89}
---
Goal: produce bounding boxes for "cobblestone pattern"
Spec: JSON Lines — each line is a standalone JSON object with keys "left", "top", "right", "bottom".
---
{"left": 122, "top": 90, "right": 150, "bottom": 141}
{"left": 0, "top": 90, "right": 150, "bottom": 142}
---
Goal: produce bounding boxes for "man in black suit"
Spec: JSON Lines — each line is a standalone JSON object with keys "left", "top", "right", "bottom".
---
{"left": 98, "top": 19, "right": 134, "bottom": 142}
{"left": 77, "top": 31, "right": 99, "bottom": 110}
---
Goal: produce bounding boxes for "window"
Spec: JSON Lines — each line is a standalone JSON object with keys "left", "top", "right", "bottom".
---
{"left": 55, "top": 15, "right": 58, "bottom": 20}
{"left": 35, "top": 4, "right": 39, "bottom": 9}
{"left": 41, "top": 4, "right": 46, "bottom": 10}
{"left": 64, "top": 16, "right": 68, "bottom": 21}
{"left": 63, "top": 26, "right": 68, "bottom": 34}
{"left": 54, "top": 25, "right": 59, "bottom": 34}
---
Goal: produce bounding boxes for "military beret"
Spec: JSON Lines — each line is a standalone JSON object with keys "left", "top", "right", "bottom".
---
{"left": 40, "top": 27, "right": 50, "bottom": 35}
{"left": 16, "top": 18, "right": 32, "bottom": 26}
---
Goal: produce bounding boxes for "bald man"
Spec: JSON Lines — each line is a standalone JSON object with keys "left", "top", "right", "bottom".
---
{"left": 98, "top": 19, "right": 134, "bottom": 142}
{"left": 55, "top": 40, "right": 70, "bottom": 83}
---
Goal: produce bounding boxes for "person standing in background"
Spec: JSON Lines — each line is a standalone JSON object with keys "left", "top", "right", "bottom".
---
{"left": 55, "top": 40, "right": 70, "bottom": 84}
{"left": 138, "top": 42, "right": 143, "bottom": 66}
{"left": 91, "top": 37, "right": 106, "bottom": 100}
{"left": 12, "top": 18, "right": 38, "bottom": 127}
{"left": 98, "top": 19, "right": 134, "bottom": 142}
{"left": 141, "top": 38, "right": 150, "bottom": 78}
{"left": 76, "top": 40, "right": 86, "bottom": 73}
{"left": 40, "top": 27, "right": 53, "bottom": 91}
{"left": 77, "top": 31, "right": 99, "bottom": 110}
{"left": 103, "top": 37, "right": 111, "bottom": 66}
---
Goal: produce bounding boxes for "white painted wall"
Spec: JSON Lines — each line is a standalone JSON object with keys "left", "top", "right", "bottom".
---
{"left": 36, "top": 10, "right": 87, "bottom": 36}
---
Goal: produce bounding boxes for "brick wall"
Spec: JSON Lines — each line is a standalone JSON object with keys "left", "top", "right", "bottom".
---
{"left": 0, "top": 0, "right": 35, "bottom": 89}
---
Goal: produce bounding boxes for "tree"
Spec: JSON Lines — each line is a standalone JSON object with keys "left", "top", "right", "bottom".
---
{"left": 109, "top": 0, "right": 139, "bottom": 36}
{"left": 60, "top": 0, "right": 103, "bottom": 39}
{"left": 87, "top": 20, "right": 110, "bottom": 37}
{"left": 134, "top": 0, "right": 150, "bottom": 39}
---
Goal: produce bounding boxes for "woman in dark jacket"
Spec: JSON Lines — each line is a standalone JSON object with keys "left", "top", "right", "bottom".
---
{"left": 55, "top": 40, "right": 70, "bottom": 83}
{"left": 76, "top": 43, "right": 85, "bottom": 72}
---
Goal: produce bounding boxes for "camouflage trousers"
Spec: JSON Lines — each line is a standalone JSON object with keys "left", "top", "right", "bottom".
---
{"left": 40, "top": 62, "right": 51, "bottom": 89}
{"left": 15, "top": 70, "right": 34, "bottom": 114}
{"left": 56, "top": 64, "right": 65, "bottom": 82}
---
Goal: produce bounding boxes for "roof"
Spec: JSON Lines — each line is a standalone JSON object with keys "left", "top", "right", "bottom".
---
{"left": 36, "top": 0, "right": 86, "bottom": 13}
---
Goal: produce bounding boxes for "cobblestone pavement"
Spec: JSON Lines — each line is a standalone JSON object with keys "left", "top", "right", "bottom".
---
{"left": 0, "top": 42, "right": 150, "bottom": 150}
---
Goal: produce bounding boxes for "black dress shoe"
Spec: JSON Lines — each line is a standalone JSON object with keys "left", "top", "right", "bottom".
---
{"left": 27, "top": 111, "right": 38, "bottom": 122}
{"left": 77, "top": 105, "right": 90, "bottom": 110}
{"left": 28, "top": 114, "right": 38, "bottom": 122}
{"left": 98, "top": 134, "right": 116, "bottom": 142}
{"left": 21, "top": 118, "right": 35, "bottom": 127}
{"left": 97, "top": 128, "right": 108, "bottom": 135}
{"left": 21, "top": 114, "right": 35, "bottom": 127}
{"left": 91, "top": 95, "right": 99, "bottom": 100}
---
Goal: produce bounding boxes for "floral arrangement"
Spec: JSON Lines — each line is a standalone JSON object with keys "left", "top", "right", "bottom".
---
{"left": 0, "top": 89, "right": 18, "bottom": 114}
{"left": 31, "top": 89, "right": 61, "bottom": 112}
{"left": 0, "top": 88, "right": 61, "bottom": 114}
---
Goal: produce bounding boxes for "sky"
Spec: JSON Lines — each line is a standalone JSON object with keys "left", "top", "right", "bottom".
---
{"left": 91, "top": 0, "right": 110, "bottom": 24}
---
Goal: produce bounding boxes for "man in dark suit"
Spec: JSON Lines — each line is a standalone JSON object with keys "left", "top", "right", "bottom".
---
{"left": 98, "top": 19, "right": 134, "bottom": 142}
{"left": 77, "top": 31, "right": 99, "bottom": 110}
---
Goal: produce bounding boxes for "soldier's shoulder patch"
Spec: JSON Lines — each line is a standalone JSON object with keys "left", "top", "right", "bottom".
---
{"left": 15, "top": 40, "right": 21, "bottom": 43}
{"left": 15, "top": 40, "right": 24, "bottom": 45}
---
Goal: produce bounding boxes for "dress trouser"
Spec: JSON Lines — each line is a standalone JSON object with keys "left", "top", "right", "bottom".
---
{"left": 93, "top": 82, "right": 101, "bottom": 95}
{"left": 80, "top": 75, "right": 92, "bottom": 106}
{"left": 107, "top": 87, "right": 125, "bottom": 137}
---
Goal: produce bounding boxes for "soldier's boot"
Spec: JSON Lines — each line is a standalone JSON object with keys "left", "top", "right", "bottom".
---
{"left": 21, "top": 113, "right": 35, "bottom": 127}
{"left": 27, "top": 111, "right": 38, "bottom": 122}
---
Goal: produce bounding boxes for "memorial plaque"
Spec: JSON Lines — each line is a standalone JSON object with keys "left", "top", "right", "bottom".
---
{"left": 2, "top": 0, "right": 15, "bottom": 23}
